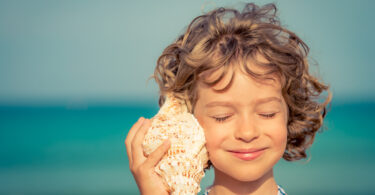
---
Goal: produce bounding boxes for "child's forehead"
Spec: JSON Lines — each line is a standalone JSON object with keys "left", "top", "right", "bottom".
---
{"left": 198, "top": 53, "right": 281, "bottom": 91}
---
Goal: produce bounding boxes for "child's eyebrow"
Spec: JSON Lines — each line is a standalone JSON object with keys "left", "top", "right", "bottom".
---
{"left": 255, "top": 97, "right": 282, "bottom": 105}
{"left": 205, "top": 101, "right": 234, "bottom": 108}
{"left": 205, "top": 97, "right": 282, "bottom": 108}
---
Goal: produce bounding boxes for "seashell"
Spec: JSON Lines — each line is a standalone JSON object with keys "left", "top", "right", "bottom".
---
{"left": 142, "top": 93, "right": 209, "bottom": 195}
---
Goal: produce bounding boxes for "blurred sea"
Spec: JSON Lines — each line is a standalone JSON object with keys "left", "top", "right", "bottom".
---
{"left": 0, "top": 101, "right": 374, "bottom": 195}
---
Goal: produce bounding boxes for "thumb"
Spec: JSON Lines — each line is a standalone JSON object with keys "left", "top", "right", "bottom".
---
{"left": 143, "top": 139, "right": 171, "bottom": 168}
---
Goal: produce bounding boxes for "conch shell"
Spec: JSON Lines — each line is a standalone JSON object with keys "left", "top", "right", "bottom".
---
{"left": 142, "top": 93, "right": 209, "bottom": 195}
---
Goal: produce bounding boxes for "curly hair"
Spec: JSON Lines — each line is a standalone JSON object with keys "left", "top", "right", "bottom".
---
{"left": 152, "top": 2, "right": 332, "bottom": 162}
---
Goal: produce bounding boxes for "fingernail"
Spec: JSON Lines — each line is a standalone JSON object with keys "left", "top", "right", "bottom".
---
{"left": 139, "top": 117, "right": 145, "bottom": 123}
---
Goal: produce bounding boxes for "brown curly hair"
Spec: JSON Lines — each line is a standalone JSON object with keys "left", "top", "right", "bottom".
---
{"left": 152, "top": 2, "right": 332, "bottom": 162}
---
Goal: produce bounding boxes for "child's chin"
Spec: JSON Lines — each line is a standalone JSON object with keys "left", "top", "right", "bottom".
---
{"left": 215, "top": 163, "right": 269, "bottom": 182}
{"left": 231, "top": 170, "right": 266, "bottom": 182}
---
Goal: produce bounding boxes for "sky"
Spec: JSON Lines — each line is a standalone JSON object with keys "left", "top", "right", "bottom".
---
{"left": 0, "top": 0, "right": 374, "bottom": 105}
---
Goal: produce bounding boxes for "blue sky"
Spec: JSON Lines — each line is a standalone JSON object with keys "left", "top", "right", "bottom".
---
{"left": 0, "top": 0, "right": 374, "bottom": 105}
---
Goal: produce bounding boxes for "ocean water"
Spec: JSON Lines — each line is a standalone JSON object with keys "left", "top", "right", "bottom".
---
{"left": 0, "top": 101, "right": 374, "bottom": 195}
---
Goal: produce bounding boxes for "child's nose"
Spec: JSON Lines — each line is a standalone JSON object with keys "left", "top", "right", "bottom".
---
{"left": 234, "top": 115, "right": 260, "bottom": 143}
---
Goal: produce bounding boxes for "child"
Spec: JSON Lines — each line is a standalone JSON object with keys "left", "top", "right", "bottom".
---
{"left": 125, "top": 2, "right": 332, "bottom": 195}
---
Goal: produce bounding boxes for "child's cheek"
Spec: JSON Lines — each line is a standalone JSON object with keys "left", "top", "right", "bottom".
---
{"left": 199, "top": 119, "right": 227, "bottom": 156}
{"left": 263, "top": 119, "right": 288, "bottom": 152}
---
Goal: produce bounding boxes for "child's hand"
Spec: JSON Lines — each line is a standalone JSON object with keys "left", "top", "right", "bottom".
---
{"left": 125, "top": 117, "right": 171, "bottom": 195}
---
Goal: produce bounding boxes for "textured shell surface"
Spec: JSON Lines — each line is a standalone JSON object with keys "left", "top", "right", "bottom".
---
{"left": 142, "top": 93, "right": 209, "bottom": 195}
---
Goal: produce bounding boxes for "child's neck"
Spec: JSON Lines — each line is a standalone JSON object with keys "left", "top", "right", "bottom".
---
{"left": 208, "top": 168, "right": 278, "bottom": 195}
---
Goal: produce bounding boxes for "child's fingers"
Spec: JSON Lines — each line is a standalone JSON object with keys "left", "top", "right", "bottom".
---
{"left": 131, "top": 118, "right": 153, "bottom": 166}
{"left": 125, "top": 117, "right": 145, "bottom": 148}
{"left": 143, "top": 139, "right": 171, "bottom": 169}
{"left": 125, "top": 117, "right": 145, "bottom": 165}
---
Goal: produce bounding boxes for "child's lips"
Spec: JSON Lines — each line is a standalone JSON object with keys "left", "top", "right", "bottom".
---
{"left": 228, "top": 148, "right": 267, "bottom": 161}
{"left": 229, "top": 147, "right": 267, "bottom": 153}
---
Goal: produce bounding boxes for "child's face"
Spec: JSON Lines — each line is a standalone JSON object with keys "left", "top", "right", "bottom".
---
{"left": 193, "top": 57, "right": 288, "bottom": 182}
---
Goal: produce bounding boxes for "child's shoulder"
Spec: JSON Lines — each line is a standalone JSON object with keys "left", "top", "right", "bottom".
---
{"left": 277, "top": 184, "right": 287, "bottom": 195}
{"left": 203, "top": 184, "right": 287, "bottom": 195}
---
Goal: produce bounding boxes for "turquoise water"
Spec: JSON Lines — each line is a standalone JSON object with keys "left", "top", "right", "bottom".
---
{"left": 0, "top": 101, "right": 374, "bottom": 195}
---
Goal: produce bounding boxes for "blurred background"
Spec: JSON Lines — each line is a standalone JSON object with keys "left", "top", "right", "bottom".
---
{"left": 0, "top": 0, "right": 374, "bottom": 194}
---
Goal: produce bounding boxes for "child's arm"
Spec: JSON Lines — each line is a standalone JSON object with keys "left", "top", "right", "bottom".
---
{"left": 125, "top": 117, "right": 171, "bottom": 195}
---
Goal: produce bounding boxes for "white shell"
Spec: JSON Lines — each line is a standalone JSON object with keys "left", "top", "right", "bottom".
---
{"left": 142, "top": 93, "right": 209, "bottom": 195}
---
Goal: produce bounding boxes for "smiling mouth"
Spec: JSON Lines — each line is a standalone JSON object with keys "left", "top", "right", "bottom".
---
{"left": 229, "top": 148, "right": 266, "bottom": 161}
{"left": 229, "top": 147, "right": 267, "bottom": 153}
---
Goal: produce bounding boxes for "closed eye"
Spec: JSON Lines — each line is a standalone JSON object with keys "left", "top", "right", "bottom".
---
{"left": 259, "top": 113, "right": 276, "bottom": 118}
{"left": 212, "top": 115, "right": 231, "bottom": 122}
